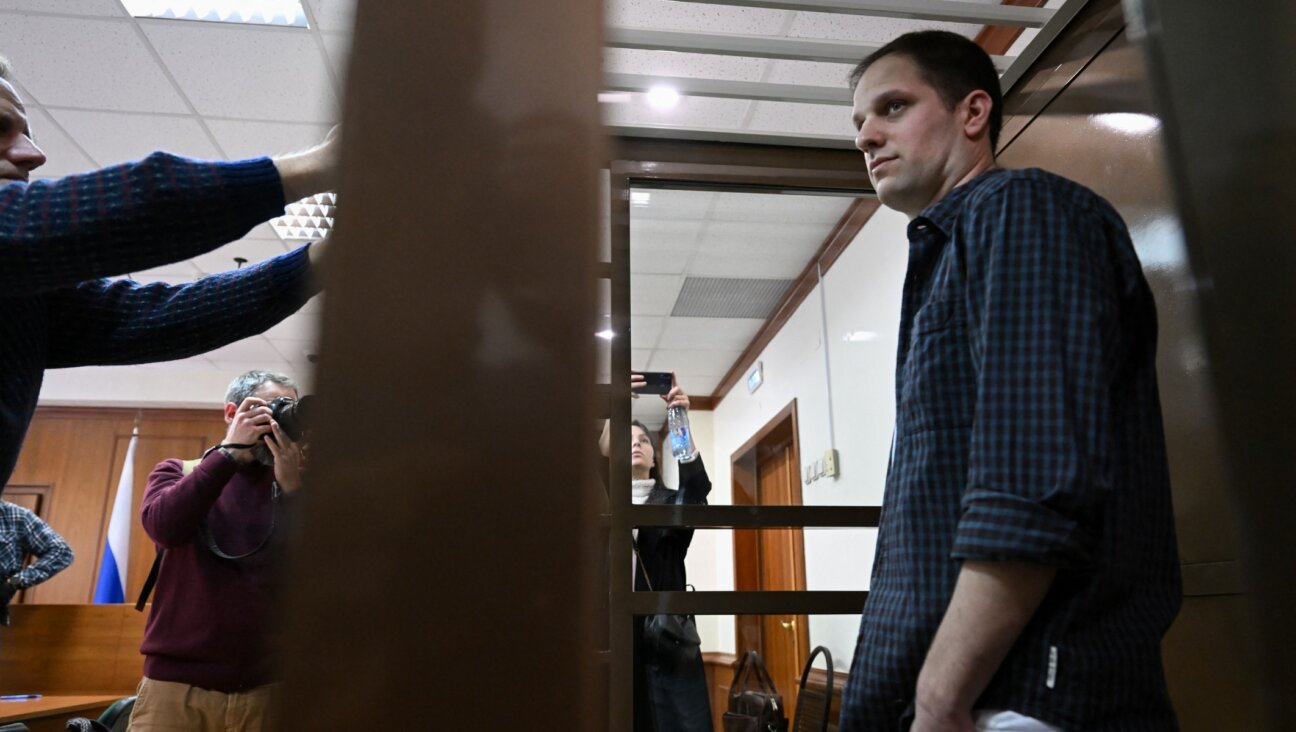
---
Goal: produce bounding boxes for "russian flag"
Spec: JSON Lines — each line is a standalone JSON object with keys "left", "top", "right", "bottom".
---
{"left": 94, "top": 427, "right": 138, "bottom": 604}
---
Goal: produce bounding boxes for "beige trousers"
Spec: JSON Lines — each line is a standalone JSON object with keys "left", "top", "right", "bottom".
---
{"left": 127, "top": 676, "right": 282, "bottom": 732}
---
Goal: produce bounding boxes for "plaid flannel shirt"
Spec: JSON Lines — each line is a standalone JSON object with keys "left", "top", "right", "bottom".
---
{"left": 0, "top": 499, "right": 72, "bottom": 588}
{"left": 840, "top": 168, "right": 1181, "bottom": 731}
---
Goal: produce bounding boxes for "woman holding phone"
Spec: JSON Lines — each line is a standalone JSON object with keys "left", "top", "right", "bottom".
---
{"left": 600, "top": 372, "right": 713, "bottom": 732}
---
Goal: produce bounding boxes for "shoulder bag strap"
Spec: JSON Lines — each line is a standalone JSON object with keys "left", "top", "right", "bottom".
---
{"left": 134, "top": 458, "right": 202, "bottom": 611}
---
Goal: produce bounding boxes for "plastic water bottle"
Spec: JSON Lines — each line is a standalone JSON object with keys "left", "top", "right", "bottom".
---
{"left": 667, "top": 405, "right": 695, "bottom": 461}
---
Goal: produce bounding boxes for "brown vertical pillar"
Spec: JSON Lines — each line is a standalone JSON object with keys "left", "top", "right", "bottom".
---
{"left": 277, "top": 2, "right": 603, "bottom": 729}
{"left": 1129, "top": 1, "right": 1296, "bottom": 729}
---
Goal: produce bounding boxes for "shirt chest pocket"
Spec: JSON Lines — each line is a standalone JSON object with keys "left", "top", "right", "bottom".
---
{"left": 898, "top": 298, "right": 976, "bottom": 434}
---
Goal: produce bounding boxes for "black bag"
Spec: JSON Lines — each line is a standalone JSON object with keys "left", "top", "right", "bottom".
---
{"left": 723, "top": 651, "right": 789, "bottom": 732}
{"left": 636, "top": 545, "right": 713, "bottom": 732}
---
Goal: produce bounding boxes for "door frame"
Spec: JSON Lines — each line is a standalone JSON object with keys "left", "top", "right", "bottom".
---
{"left": 730, "top": 399, "right": 811, "bottom": 706}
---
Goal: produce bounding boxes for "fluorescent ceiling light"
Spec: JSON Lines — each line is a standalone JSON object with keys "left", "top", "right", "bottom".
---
{"left": 271, "top": 193, "right": 335, "bottom": 242}
{"left": 646, "top": 86, "right": 680, "bottom": 110}
{"left": 629, "top": 191, "right": 651, "bottom": 206}
{"left": 598, "top": 92, "right": 633, "bottom": 104}
{"left": 119, "top": 0, "right": 308, "bottom": 27}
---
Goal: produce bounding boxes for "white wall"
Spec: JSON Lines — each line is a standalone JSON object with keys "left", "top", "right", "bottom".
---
{"left": 684, "top": 205, "right": 911, "bottom": 670}
{"left": 39, "top": 364, "right": 315, "bottom": 407}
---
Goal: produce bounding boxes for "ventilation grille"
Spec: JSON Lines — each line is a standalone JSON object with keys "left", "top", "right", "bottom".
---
{"left": 670, "top": 277, "right": 795, "bottom": 319}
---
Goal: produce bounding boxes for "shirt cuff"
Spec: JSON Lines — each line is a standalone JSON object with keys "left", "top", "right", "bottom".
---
{"left": 951, "top": 490, "right": 1095, "bottom": 568}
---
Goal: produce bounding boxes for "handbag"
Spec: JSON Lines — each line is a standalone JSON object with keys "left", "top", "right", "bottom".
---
{"left": 723, "top": 651, "right": 789, "bottom": 732}
{"left": 635, "top": 543, "right": 714, "bottom": 732}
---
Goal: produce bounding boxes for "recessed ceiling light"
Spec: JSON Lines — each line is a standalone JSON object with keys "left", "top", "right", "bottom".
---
{"left": 646, "top": 86, "right": 680, "bottom": 110}
{"left": 119, "top": 0, "right": 308, "bottom": 27}
{"left": 596, "top": 329, "right": 615, "bottom": 340}
{"left": 271, "top": 193, "right": 336, "bottom": 242}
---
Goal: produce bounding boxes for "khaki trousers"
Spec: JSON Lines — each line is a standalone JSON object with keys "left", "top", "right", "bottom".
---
{"left": 127, "top": 676, "right": 282, "bottom": 732}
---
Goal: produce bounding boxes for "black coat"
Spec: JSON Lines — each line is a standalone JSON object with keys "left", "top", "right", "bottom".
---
{"left": 633, "top": 456, "right": 713, "bottom": 732}
{"left": 634, "top": 455, "right": 712, "bottom": 592}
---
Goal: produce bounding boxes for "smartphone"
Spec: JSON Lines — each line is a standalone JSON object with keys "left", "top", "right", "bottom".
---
{"left": 633, "top": 371, "right": 673, "bottom": 395}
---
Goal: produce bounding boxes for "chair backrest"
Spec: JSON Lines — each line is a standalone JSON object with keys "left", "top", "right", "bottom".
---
{"left": 791, "top": 646, "right": 834, "bottom": 732}
{"left": 99, "top": 696, "right": 136, "bottom": 732}
{"left": 0, "top": 723, "right": 32, "bottom": 732}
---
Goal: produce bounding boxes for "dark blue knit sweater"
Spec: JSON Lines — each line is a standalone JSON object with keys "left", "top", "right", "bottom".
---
{"left": 0, "top": 152, "right": 318, "bottom": 488}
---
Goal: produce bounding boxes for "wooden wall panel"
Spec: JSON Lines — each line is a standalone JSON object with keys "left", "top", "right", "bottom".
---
{"left": 6, "top": 408, "right": 225, "bottom": 604}
{"left": 2, "top": 603, "right": 147, "bottom": 694}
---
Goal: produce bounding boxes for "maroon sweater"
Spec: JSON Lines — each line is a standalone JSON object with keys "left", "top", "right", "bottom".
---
{"left": 140, "top": 449, "right": 287, "bottom": 691}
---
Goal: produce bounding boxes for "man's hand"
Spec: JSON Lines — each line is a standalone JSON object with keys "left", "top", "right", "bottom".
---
{"left": 222, "top": 397, "right": 273, "bottom": 464}
{"left": 264, "top": 421, "right": 305, "bottom": 494}
{"left": 663, "top": 372, "right": 689, "bottom": 411}
{"left": 273, "top": 125, "right": 340, "bottom": 204}
{"left": 0, "top": 576, "right": 19, "bottom": 627}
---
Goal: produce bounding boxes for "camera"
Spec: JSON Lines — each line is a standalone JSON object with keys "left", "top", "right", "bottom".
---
{"left": 266, "top": 395, "right": 315, "bottom": 442}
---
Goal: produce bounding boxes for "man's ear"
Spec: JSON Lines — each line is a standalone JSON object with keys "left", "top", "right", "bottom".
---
{"left": 223, "top": 402, "right": 238, "bottom": 425}
{"left": 962, "top": 89, "right": 994, "bottom": 141}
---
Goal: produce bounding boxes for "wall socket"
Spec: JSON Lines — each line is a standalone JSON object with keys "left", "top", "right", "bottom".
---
{"left": 823, "top": 448, "right": 839, "bottom": 478}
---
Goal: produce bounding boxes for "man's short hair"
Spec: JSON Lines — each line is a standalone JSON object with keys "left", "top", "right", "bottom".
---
{"left": 0, "top": 55, "right": 11, "bottom": 81}
{"left": 849, "top": 30, "right": 1004, "bottom": 151}
{"left": 225, "top": 370, "right": 297, "bottom": 406}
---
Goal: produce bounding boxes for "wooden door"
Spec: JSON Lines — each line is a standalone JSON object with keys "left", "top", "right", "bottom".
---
{"left": 756, "top": 442, "right": 810, "bottom": 719}
{"left": 731, "top": 401, "right": 808, "bottom": 720}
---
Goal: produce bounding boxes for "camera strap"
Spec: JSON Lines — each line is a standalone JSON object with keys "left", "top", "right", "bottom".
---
{"left": 134, "top": 453, "right": 281, "bottom": 611}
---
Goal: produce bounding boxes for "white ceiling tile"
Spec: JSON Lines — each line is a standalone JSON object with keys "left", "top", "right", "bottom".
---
{"left": 746, "top": 100, "right": 856, "bottom": 138}
{"left": 709, "top": 191, "right": 854, "bottom": 225}
{"left": 305, "top": 0, "right": 356, "bottom": 32}
{"left": 0, "top": 2, "right": 127, "bottom": 15}
{"left": 142, "top": 21, "right": 339, "bottom": 122}
{"left": 191, "top": 240, "right": 293, "bottom": 275}
{"left": 269, "top": 337, "right": 319, "bottom": 364}
{"left": 24, "top": 106, "right": 98, "bottom": 178}
{"left": 0, "top": 16, "right": 190, "bottom": 113}
{"left": 319, "top": 31, "right": 350, "bottom": 84}
{"left": 763, "top": 59, "right": 855, "bottom": 88}
{"left": 629, "top": 219, "right": 705, "bottom": 275}
{"left": 688, "top": 221, "right": 827, "bottom": 278}
{"left": 631, "top": 349, "right": 654, "bottom": 371}
{"left": 263, "top": 312, "right": 320, "bottom": 341}
{"left": 134, "top": 260, "right": 202, "bottom": 279}
{"left": 201, "top": 335, "right": 283, "bottom": 362}
{"left": 648, "top": 348, "right": 743, "bottom": 377}
{"left": 787, "top": 14, "right": 980, "bottom": 44}
{"left": 604, "top": 48, "right": 768, "bottom": 82}
{"left": 631, "top": 273, "right": 684, "bottom": 316}
{"left": 658, "top": 317, "right": 762, "bottom": 350}
{"left": 242, "top": 223, "right": 286, "bottom": 241}
{"left": 296, "top": 292, "right": 324, "bottom": 314}
{"left": 629, "top": 188, "right": 715, "bottom": 221}
{"left": 47, "top": 109, "right": 220, "bottom": 167}
{"left": 210, "top": 359, "right": 297, "bottom": 376}
{"left": 603, "top": 95, "right": 752, "bottom": 131}
{"left": 630, "top": 315, "right": 665, "bottom": 350}
{"left": 607, "top": 0, "right": 789, "bottom": 35}
{"left": 204, "top": 118, "right": 333, "bottom": 160}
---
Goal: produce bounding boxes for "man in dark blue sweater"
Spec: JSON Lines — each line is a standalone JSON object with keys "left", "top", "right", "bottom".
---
{"left": 0, "top": 55, "right": 339, "bottom": 494}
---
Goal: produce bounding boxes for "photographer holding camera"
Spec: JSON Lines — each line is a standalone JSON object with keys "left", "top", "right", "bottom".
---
{"left": 129, "top": 370, "right": 308, "bottom": 732}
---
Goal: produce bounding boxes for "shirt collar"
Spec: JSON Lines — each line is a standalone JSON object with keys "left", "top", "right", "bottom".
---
{"left": 909, "top": 167, "right": 1007, "bottom": 240}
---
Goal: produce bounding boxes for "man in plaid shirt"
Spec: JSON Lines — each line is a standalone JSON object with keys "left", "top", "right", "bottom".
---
{"left": 840, "top": 32, "right": 1180, "bottom": 731}
{"left": 0, "top": 498, "right": 73, "bottom": 626}
{"left": 0, "top": 54, "right": 339, "bottom": 496}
